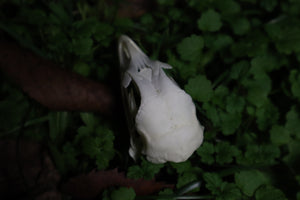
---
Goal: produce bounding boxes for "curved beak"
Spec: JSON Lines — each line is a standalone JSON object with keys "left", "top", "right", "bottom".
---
{"left": 118, "top": 35, "right": 146, "bottom": 70}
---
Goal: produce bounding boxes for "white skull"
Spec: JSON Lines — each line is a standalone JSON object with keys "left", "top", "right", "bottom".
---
{"left": 118, "top": 35, "right": 204, "bottom": 164}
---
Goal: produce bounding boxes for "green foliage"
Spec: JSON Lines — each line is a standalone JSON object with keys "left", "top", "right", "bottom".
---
{"left": 77, "top": 114, "right": 115, "bottom": 170}
{"left": 127, "top": 158, "right": 163, "bottom": 180}
{"left": 167, "top": 51, "right": 197, "bottom": 80}
{"left": 197, "top": 141, "right": 240, "bottom": 165}
{"left": 203, "top": 173, "right": 242, "bottom": 200}
{"left": 235, "top": 170, "right": 268, "bottom": 196}
{"left": 176, "top": 35, "right": 204, "bottom": 62}
{"left": 242, "top": 73, "right": 272, "bottom": 108}
{"left": 197, "top": 142, "right": 215, "bottom": 165}
{"left": 290, "top": 70, "right": 300, "bottom": 100}
{"left": 110, "top": 187, "right": 136, "bottom": 200}
{"left": 231, "top": 18, "right": 250, "bottom": 35}
{"left": 214, "top": 0, "right": 240, "bottom": 15}
{"left": 197, "top": 9, "right": 222, "bottom": 32}
{"left": 170, "top": 161, "right": 201, "bottom": 190}
{"left": 158, "top": 189, "right": 174, "bottom": 200}
{"left": 215, "top": 142, "right": 240, "bottom": 164}
{"left": 237, "top": 144, "right": 280, "bottom": 166}
{"left": 73, "top": 62, "right": 91, "bottom": 77}
{"left": 255, "top": 185, "right": 287, "bottom": 200}
{"left": 212, "top": 34, "right": 233, "bottom": 51}
{"left": 185, "top": 75, "right": 213, "bottom": 103}
{"left": 1, "top": 0, "right": 300, "bottom": 199}
{"left": 176, "top": 172, "right": 198, "bottom": 189}
{"left": 270, "top": 125, "right": 290, "bottom": 146}
{"left": 285, "top": 106, "right": 300, "bottom": 139}
{"left": 48, "top": 113, "right": 115, "bottom": 174}
{"left": 0, "top": 87, "right": 29, "bottom": 132}
{"left": 49, "top": 111, "right": 69, "bottom": 142}
{"left": 226, "top": 93, "right": 245, "bottom": 114}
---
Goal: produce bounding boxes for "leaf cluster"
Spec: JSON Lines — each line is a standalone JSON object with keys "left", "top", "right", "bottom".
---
{"left": 1, "top": 0, "right": 300, "bottom": 199}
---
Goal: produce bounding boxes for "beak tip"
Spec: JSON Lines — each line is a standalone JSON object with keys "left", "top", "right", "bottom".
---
{"left": 118, "top": 34, "right": 131, "bottom": 44}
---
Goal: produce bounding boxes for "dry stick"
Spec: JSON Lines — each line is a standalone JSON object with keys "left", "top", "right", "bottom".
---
{"left": 0, "top": 41, "right": 115, "bottom": 114}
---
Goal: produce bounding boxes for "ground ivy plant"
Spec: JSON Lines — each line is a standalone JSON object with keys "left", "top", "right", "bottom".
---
{"left": 1, "top": 0, "right": 300, "bottom": 199}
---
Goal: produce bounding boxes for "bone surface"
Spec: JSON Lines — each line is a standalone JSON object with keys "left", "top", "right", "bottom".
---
{"left": 118, "top": 35, "right": 204, "bottom": 164}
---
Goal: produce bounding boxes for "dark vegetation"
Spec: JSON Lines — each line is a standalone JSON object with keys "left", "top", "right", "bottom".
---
{"left": 0, "top": 0, "right": 300, "bottom": 199}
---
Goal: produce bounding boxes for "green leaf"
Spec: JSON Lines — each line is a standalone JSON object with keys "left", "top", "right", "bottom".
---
{"left": 176, "top": 35, "right": 204, "bottom": 62}
{"left": 73, "top": 62, "right": 91, "bottom": 77}
{"left": 265, "top": 18, "right": 300, "bottom": 54}
{"left": 127, "top": 165, "right": 144, "bottom": 179}
{"left": 19, "top": 8, "right": 47, "bottom": 26}
{"left": 237, "top": 144, "right": 280, "bottom": 166}
{"left": 255, "top": 101, "right": 279, "bottom": 131}
{"left": 48, "top": 144, "right": 66, "bottom": 174}
{"left": 80, "top": 112, "right": 97, "bottom": 128}
{"left": 158, "top": 189, "right": 174, "bottom": 200}
{"left": 203, "top": 102, "right": 221, "bottom": 126}
{"left": 226, "top": 93, "right": 245, "bottom": 114}
{"left": 197, "top": 9, "right": 222, "bottom": 32}
{"left": 242, "top": 73, "right": 272, "bottom": 107}
{"left": 214, "top": 0, "right": 240, "bottom": 15}
{"left": 127, "top": 158, "right": 163, "bottom": 180}
{"left": 157, "top": 0, "right": 174, "bottom": 6}
{"left": 62, "top": 142, "right": 78, "bottom": 170}
{"left": 111, "top": 187, "right": 136, "bottom": 200}
{"left": 141, "top": 160, "right": 164, "bottom": 180}
{"left": 230, "top": 60, "right": 250, "bottom": 80}
{"left": 270, "top": 125, "right": 290, "bottom": 146}
{"left": 74, "top": 126, "right": 93, "bottom": 145}
{"left": 231, "top": 30, "right": 269, "bottom": 57}
{"left": 215, "top": 142, "right": 240, "bottom": 164}
{"left": 140, "top": 14, "right": 154, "bottom": 26}
{"left": 171, "top": 160, "right": 193, "bottom": 174}
{"left": 260, "top": 0, "right": 278, "bottom": 11}
{"left": 49, "top": 111, "right": 69, "bottom": 142}
{"left": 93, "top": 22, "right": 114, "bottom": 47}
{"left": 235, "top": 170, "right": 268, "bottom": 196}
{"left": 289, "top": 70, "right": 300, "bottom": 100}
{"left": 203, "top": 173, "right": 241, "bottom": 200}
{"left": 168, "top": 7, "right": 182, "bottom": 20}
{"left": 211, "top": 85, "right": 229, "bottom": 107}
{"left": 203, "top": 173, "right": 240, "bottom": 200}
{"left": 218, "top": 183, "right": 242, "bottom": 200}
{"left": 72, "top": 37, "right": 93, "bottom": 56}
{"left": 102, "top": 189, "right": 110, "bottom": 200}
{"left": 203, "top": 172, "right": 223, "bottom": 195}
{"left": 231, "top": 18, "right": 250, "bottom": 35}
{"left": 285, "top": 106, "right": 300, "bottom": 139}
{"left": 220, "top": 112, "right": 242, "bottom": 135}
{"left": 197, "top": 142, "right": 215, "bottom": 165}
{"left": 0, "top": 88, "right": 29, "bottom": 132}
{"left": 255, "top": 185, "right": 287, "bottom": 200}
{"left": 167, "top": 51, "right": 196, "bottom": 80}
{"left": 250, "top": 54, "right": 280, "bottom": 74}
{"left": 177, "top": 172, "right": 198, "bottom": 189}
{"left": 283, "top": 139, "right": 300, "bottom": 172}
{"left": 212, "top": 34, "right": 233, "bottom": 51}
{"left": 114, "top": 18, "right": 135, "bottom": 30}
{"left": 48, "top": 2, "right": 71, "bottom": 24}
{"left": 236, "top": 132, "right": 257, "bottom": 146}
{"left": 185, "top": 75, "right": 213, "bottom": 102}
{"left": 81, "top": 126, "right": 115, "bottom": 170}
{"left": 72, "top": 18, "right": 98, "bottom": 38}
{"left": 82, "top": 137, "right": 102, "bottom": 158}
